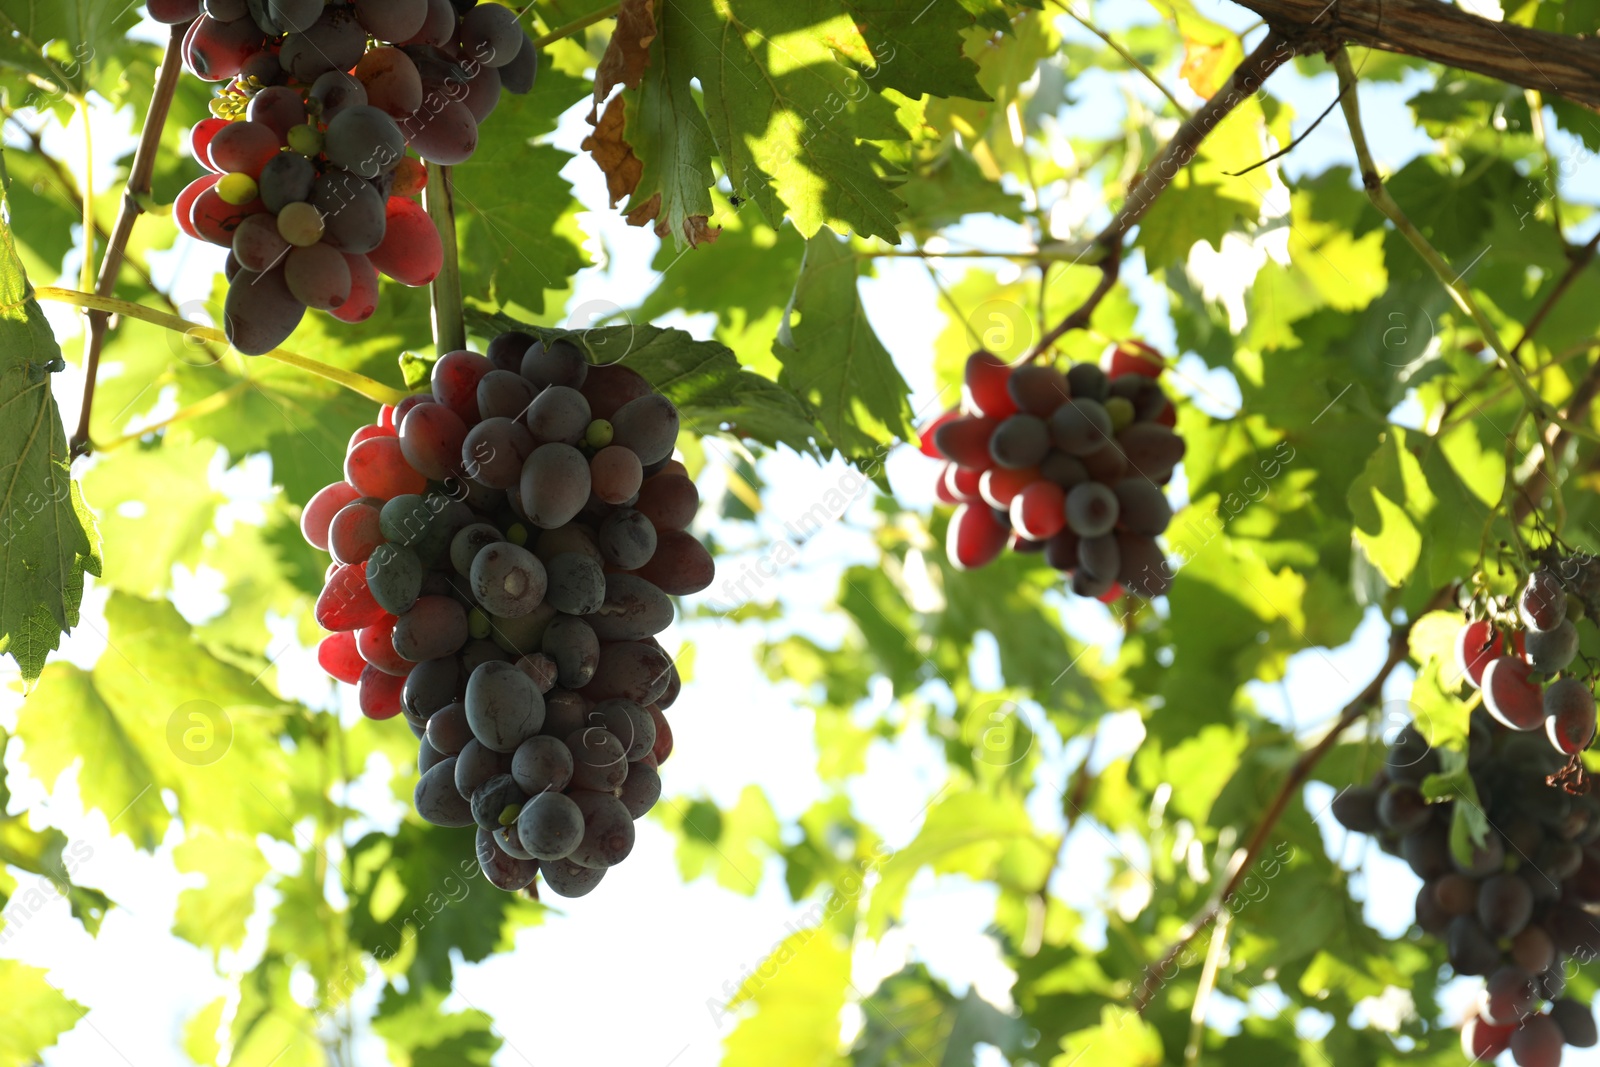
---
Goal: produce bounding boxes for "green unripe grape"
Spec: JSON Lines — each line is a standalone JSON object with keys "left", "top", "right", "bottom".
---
{"left": 469, "top": 607, "right": 491, "bottom": 639}
{"left": 1568, "top": 593, "right": 1587, "bottom": 623}
{"left": 217, "top": 172, "right": 259, "bottom": 205}
{"left": 276, "top": 201, "right": 325, "bottom": 247}
{"left": 499, "top": 804, "right": 522, "bottom": 827}
{"left": 1104, "top": 396, "right": 1136, "bottom": 432}
{"left": 506, "top": 523, "right": 529, "bottom": 546}
{"left": 585, "top": 419, "right": 615, "bottom": 449}
{"left": 286, "top": 124, "right": 324, "bottom": 157}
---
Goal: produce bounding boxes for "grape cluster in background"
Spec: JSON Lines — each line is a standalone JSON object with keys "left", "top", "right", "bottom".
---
{"left": 1334, "top": 716, "right": 1600, "bottom": 1066}
{"left": 1461, "top": 558, "right": 1599, "bottom": 764}
{"left": 921, "top": 342, "right": 1181, "bottom": 603}
{"left": 153, "top": 0, "right": 540, "bottom": 354}
{"left": 299, "top": 329, "right": 712, "bottom": 898}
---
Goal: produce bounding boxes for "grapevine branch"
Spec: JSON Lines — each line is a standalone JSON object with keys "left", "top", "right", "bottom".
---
{"left": 1132, "top": 588, "right": 1451, "bottom": 1014}
{"left": 1027, "top": 31, "right": 1292, "bottom": 360}
{"left": 70, "top": 22, "right": 185, "bottom": 458}
{"left": 37, "top": 288, "right": 407, "bottom": 405}
{"left": 424, "top": 163, "right": 466, "bottom": 354}
{"left": 1227, "top": 0, "right": 1600, "bottom": 111}
{"left": 1334, "top": 50, "right": 1600, "bottom": 447}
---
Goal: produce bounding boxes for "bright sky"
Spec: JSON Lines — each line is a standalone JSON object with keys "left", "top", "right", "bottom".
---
{"left": 5, "top": 3, "right": 1600, "bottom": 1065}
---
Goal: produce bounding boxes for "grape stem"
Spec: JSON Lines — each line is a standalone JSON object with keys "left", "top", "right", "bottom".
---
{"left": 92, "top": 380, "right": 252, "bottom": 453}
{"left": 1023, "top": 30, "right": 1292, "bottom": 361}
{"left": 424, "top": 163, "right": 466, "bottom": 355}
{"left": 1334, "top": 49, "right": 1600, "bottom": 446}
{"left": 530, "top": 3, "right": 623, "bottom": 49}
{"left": 36, "top": 287, "right": 409, "bottom": 405}
{"left": 68, "top": 22, "right": 185, "bottom": 459}
{"left": 1130, "top": 586, "right": 1453, "bottom": 1016}
{"left": 1050, "top": 2, "right": 1192, "bottom": 119}
{"left": 1022, "top": 244, "right": 1121, "bottom": 363}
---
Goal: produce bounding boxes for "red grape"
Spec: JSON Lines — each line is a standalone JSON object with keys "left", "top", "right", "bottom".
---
{"left": 1106, "top": 340, "right": 1163, "bottom": 379}
{"left": 316, "top": 562, "right": 389, "bottom": 631}
{"left": 399, "top": 399, "right": 470, "bottom": 480}
{"left": 331, "top": 253, "right": 380, "bottom": 323}
{"left": 358, "top": 615, "right": 412, "bottom": 676}
{"left": 947, "top": 503, "right": 1006, "bottom": 570}
{"left": 345, "top": 436, "right": 427, "bottom": 499}
{"left": 369, "top": 196, "right": 444, "bottom": 285}
{"left": 1483, "top": 656, "right": 1544, "bottom": 731}
{"left": 301, "top": 481, "right": 361, "bottom": 550}
{"left": 317, "top": 631, "right": 365, "bottom": 685}
{"left": 431, "top": 350, "right": 492, "bottom": 423}
{"left": 964, "top": 351, "right": 1017, "bottom": 418}
{"left": 358, "top": 663, "right": 407, "bottom": 719}
{"left": 1011, "top": 481, "right": 1066, "bottom": 540}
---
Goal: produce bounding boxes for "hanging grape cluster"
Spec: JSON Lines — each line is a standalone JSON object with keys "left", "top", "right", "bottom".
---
{"left": 1460, "top": 559, "right": 1598, "bottom": 767}
{"left": 300, "top": 330, "right": 712, "bottom": 898}
{"left": 154, "top": 0, "right": 539, "bottom": 354}
{"left": 921, "top": 342, "right": 1180, "bottom": 601}
{"left": 1334, "top": 712, "right": 1600, "bottom": 1065}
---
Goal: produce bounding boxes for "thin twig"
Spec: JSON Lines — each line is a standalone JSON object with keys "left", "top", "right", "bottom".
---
{"left": 1023, "top": 247, "right": 1121, "bottom": 362}
{"left": 1131, "top": 588, "right": 1451, "bottom": 1014}
{"left": 1333, "top": 49, "right": 1600, "bottom": 446}
{"left": 424, "top": 163, "right": 466, "bottom": 354}
{"left": 1525, "top": 89, "right": 1564, "bottom": 240}
{"left": 1099, "top": 31, "right": 1292, "bottom": 248}
{"left": 1226, "top": 83, "right": 1349, "bottom": 177}
{"left": 37, "top": 288, "right": 407, "bottom": 405}
{"left": 71, "top": 23, "right": 185, "bottom": 458}
{"left": 530, "top": 3, "right": 622, "bottom": 49}
{"left": 1054, "top": 1, "right": 1191, "bottom": 118}
{"left": 1511, "top": 228, "right": 1600, "bottom": 364}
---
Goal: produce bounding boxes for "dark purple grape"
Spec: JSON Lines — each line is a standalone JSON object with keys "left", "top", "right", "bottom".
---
{"left": 989, "top": 414, "right": 1050, "bottom": 469}
{"left": 542, "top": 614, "right": 600, "bottom": 688}
{"left": 453, "top": 738, "right": 512, "bottom": 799}
{"left": 1065, "top": 482, "right": 1119, "bottom": 538}
{"left": 1331, "top": 786, "right": 1382, "bottom": 833}
{"left": 1482, "top": 965, "right": 1536, "bottom": 1027}
{"left": 523, "top": 339, "right": 589, "bottom": 391}
{"left": 1049, "top": 399, "right": 1112, "bottom": 456}
{"left": 465, "top": 660, "right": 546, "bottom": 753}
{"left": 516, "top": 790, "right": 584, "bottom": 861}
{"left": 544, "top": 552, "right": 606, "bottom": 615}
{"left": 1478, "top": 873, "right": 1534, "bottom": 938}
{"left": 568, "top": 791, "right": 635, "bottom": 868}
{"left": 475, "top": 826, "right": 539, "bottom": 891}
{"left": 511, "top": 734, "right": 574, "bottom": 795}
{"left": 1447, "top": 914, "right": 1500, "bottom": 976}
{"left": 471, "top": 542, "right": 548, "bottom": 618}
{"left": 540, "top": 855, "right": 605, "bottom": 897}
{"left": 1509, "top": 1014, "right": 1564, "bottom": 1067}
{"left": 567, "top": 728, "right": 628, "bottom": 793}
{"left": 424, "top": 701, "right": 472, "bottom": 755}
{"left": 1376, "top": 783, "right": 1430, "bottom": 835}
{"left": 588, "top": 574, "right": 673, "bottom": 642}
{"left": 597, "top": 509, "right": 657, "bottom": 570}
{"left": 1551, "top": 997, "right": 1598, "bottom": 1048}
{"left": 415, "top": 757, "right": 473, "bottom": 826}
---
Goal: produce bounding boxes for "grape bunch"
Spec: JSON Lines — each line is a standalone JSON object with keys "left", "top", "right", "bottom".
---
{"left": 921, "top": 342, "right": 1180, "bottom": 602}
{"left": 1457, "top": 565, "right": 1597, "bottom": 763}
{"left": 299, "top": 331, "right": 713, "bottom": 898}
{"left": 1333, "top": 716, "right": 1600, "bottom": 1065}
{"left": 156, "top": 0, "right": 540, "bottom": 354}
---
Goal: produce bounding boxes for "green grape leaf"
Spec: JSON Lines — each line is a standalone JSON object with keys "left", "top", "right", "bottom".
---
{"left": 1346, "top": 428, "right": 1434, "bottom": 588}
{"left": 16, "top": 594, "right": 304, "bottom": 850}
{"left": 0, "top": 200, "right": 101, "bottom": 681}
{"left": 774, "top": 229, "right": 915, "bottom": 468}
{"left": 721, "top": 927, "right": 850, "bottom": 1063}
{"left": 613, "top": 16, "right": 721, "bottom": 248}
{"left": 172, "top": 831, "right": 269, "bottom": 955}
{"left": 454, "top": 86, "right": 590, "bottom": 315}
{"left": 0, "top": 0, "right": 139, "bottom": 105}
{"left": 373, "top": 985, "right": 501, "bottom": 1066}
{"left": 0, "top": 959, "right": 82, "bottom": 1066}
{"left": 833, "top": 1, "right": 990, "bottom": 101}
{"left": 663, "top": 0, "right": 908, "bottom": 241}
